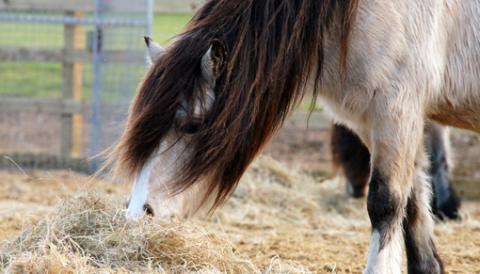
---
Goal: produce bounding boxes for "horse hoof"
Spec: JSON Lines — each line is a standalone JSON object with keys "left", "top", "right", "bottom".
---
{"left": 436, "top": 200, "right": 461, "bottom": 221}
{"left": 434, "top": 188, "right": 461, "bottom": 221}
{"left": 346, "top": 181, "right": 367, "bottom": 198}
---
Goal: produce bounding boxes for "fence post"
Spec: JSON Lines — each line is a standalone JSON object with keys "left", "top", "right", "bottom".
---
{"left": 62, "top": 11, "right": 85, "bottom": 158}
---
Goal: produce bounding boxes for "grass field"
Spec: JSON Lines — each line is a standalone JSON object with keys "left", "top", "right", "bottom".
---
{"left": 0, "top": 13, "right": 192, "bottom": 48}
{"left": 0, "top": 13, "right": 193, "bottom": 98}
{"left": 153, "top": 14, "right": 192, "bottom": 44}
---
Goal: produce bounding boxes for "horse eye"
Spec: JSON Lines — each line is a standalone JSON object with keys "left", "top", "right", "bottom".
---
{"left": 176, "top": 119, "right": 202, "bottom": 134}
{"left": 180, "top": 122, "right": 201, "bottom": 134}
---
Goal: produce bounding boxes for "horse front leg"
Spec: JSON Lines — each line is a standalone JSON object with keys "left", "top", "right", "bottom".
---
{"left": 364, "top": 99, "right": 425, "bottom": 274}
{"left": 403, "top": 149, "right": 444, "bottom": 273}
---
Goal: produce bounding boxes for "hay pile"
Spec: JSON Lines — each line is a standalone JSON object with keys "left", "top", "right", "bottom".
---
{"left": 0, "top": 193, "right": 257, "bottom": 273}
{"left": 0, "top": 156, "right": 478, "bottom": 273}
{"left": 0, "top": 157, "right": 329, "bottom": 273}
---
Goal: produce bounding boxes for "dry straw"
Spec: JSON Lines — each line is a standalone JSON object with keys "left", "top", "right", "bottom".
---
{"left": 1, "top": 192, "right": 259, "bottom": 273}
{"left": 0, "top": 157, "right": 320, "bottom": 274}
{"left": 0, "top": 157, "right": 478, "bottom": 273}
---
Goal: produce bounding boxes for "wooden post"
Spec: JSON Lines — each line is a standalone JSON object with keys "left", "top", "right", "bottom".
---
{"left": 62, "top": 11, "right": 85, "bottom": 158}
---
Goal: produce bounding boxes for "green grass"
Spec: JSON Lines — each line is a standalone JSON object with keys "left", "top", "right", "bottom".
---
{"left": 152, "top": 14, "right": 192, "bottom": 44}
{"left": 0, "top": 62, "right": 63, "bottom": 97}
{"left": 0, "top": 13, "right": 193, "bottom": 98}
{"left": 0, "top": 22, "right": 64, "bottom": 48}
{"left": 0, "top": 13, "right": 192, "bottom": 48}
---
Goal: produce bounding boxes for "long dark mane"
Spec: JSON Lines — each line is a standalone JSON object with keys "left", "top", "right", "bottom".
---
{"left": 111, "top": 0, "right": 359, "bottom": 210}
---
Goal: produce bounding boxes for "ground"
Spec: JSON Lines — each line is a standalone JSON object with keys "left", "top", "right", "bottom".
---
{"left": 0, "top": 156, "right": 478, "bottom": 273}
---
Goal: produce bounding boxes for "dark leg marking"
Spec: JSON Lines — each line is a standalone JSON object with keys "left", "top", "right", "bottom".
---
{"left": 367, "top": 168, "right": 402, "bottom": 249}
{"left": 404, "top": 192, "right": 444, "bottom": 274}
{"left": 331, "top": 124, "right": 371, "bottom": 198}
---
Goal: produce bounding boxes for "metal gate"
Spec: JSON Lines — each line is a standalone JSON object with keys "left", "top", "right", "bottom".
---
{"left": 0, "top": 0, "right": 153, "bottom": 172}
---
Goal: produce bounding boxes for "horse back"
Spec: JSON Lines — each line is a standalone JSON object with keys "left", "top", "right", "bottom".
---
{"left": 429, "top": 0, "right": 480, "bottom": 132}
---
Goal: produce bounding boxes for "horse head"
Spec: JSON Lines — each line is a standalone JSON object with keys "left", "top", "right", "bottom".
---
{"left": 111, "top": 0, "right": 356, "bottom": 219}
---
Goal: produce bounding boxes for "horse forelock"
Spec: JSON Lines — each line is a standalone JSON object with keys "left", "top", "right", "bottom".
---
{"left": 112, "top": 0, "right": 360, "bottom": 211}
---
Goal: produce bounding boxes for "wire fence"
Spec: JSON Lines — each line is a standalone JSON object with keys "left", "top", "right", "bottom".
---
{"left": 0, "top": 0, "right": 153, "bottom": 172}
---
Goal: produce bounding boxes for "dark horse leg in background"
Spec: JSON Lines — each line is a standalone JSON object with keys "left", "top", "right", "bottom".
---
{"left": 331, "top": 123, "right": 461, "bottom": 220}
{"left": 331, "top": 124, "right": 371, "bottom": 198}
{"left": 424, "top": 123, "right": 461, "bottom": 220}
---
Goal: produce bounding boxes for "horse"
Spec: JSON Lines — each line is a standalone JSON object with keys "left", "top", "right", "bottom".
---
{"left": 144, "top": 37, "right": 462, "bottom": 220}
{"left": 110, "top": 1, "right": 480, "bottom": 273}
{"left": 331, "top": 122, "right": 461, "bottom": 220}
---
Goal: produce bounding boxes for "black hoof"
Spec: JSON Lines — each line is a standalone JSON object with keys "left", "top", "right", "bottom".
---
{"left": 433, "top": 186, "right": 461, "bottom": 221}
{"left": 408, "top": 260, "right": 444, "bottom": 274}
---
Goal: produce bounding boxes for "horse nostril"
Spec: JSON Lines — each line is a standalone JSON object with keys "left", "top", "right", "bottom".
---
{"left": 143, "top": 203, "right": 154, "bottom": 216}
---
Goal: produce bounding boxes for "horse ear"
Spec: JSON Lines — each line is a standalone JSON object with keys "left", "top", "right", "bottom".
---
{"left": 201, "top": 39, "right": 227, "bottom": 81}
{"left": 144, "top": 36, "right": 165, "bottom": 64}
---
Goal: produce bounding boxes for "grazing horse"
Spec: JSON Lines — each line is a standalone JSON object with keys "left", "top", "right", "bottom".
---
{"left": 331, "top": 123, "right": 461, "bottom": 220}
{"left": 145, "top": 36, "right": 462, "bottom": 221}
{"left": 110, "top": 1, "right": 480, "bottom": 273}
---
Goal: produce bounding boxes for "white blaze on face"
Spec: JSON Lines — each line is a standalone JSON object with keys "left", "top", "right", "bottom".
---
{"left": 125, "top": 135, "right": 188, "bottom": 220}
{"left": 126, "top": 157, "right": 156, "bottom": 220}
{"left": 125, "top": 37, "right": 165, "bottom": 221}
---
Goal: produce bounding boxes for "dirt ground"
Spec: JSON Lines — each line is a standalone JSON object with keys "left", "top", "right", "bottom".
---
{"left": 0, "top": 156, "right": 478, "bottom": 273}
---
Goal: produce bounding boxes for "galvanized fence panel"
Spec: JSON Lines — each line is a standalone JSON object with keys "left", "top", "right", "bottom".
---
{"left": 0, "top": 0, "right": 153, "bottom": 172}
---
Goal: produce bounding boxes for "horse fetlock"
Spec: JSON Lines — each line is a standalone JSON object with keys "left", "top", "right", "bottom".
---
{"left": 407, "top": 258, "right": 444, "bottom": 274}
{"left": 365, "top": 167, "right": 405, "bottom": 274}
{"left": 365, "top": 230, "right": 403, "bottom": 274}
{"left": 404, "top": 227, "right": 444, "bottom": 274}
{"left": 404, "top": 177, "right": 445, "bottom": 274}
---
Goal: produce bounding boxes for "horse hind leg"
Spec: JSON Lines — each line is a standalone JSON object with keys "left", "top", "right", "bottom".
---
{"left": 425, "top": 123, "right": 461, "bottom": 220}
{"left": 403, "top": 149, "right": 444, "bottom": 274}
{"left": 331, "top": 124, "right": 371, "bottom": 198}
